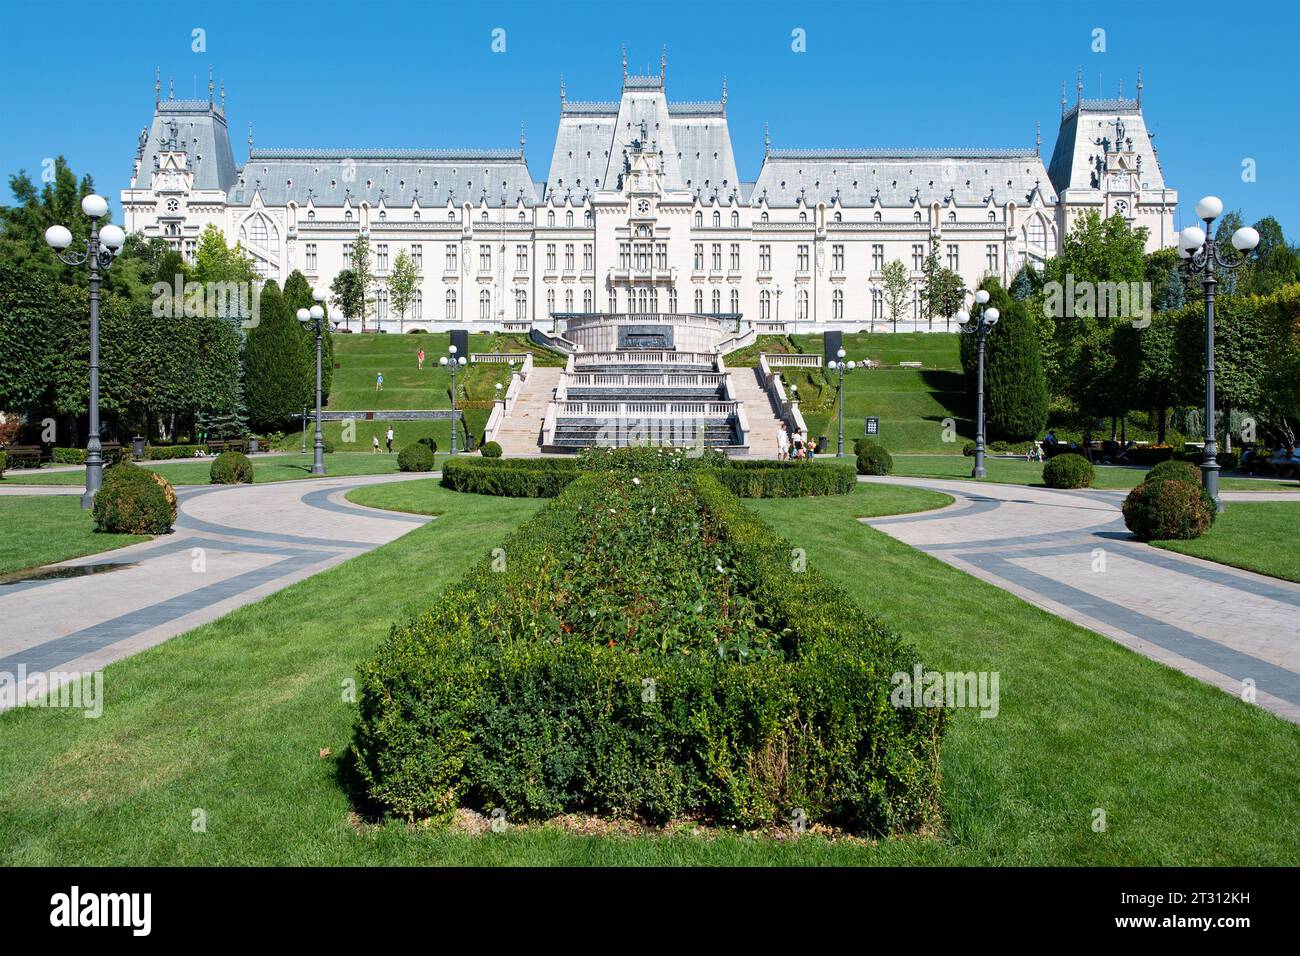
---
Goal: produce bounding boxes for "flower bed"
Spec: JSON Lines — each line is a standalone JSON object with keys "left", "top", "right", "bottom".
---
{"left": 353, "top": 466, "right": 944, "bottom": 834}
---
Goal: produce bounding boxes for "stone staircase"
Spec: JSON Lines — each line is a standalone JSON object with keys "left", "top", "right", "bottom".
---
{"left": 492, "top": 366, "right": 561, "bottom": 457}
{"left": 726, "top": 365, "right": 786, "bottom": 457}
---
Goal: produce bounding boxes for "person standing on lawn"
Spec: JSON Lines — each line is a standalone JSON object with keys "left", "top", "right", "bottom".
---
{"left": 385, "top": 426, "right": 394, "bottom": 454}
{"left": 376, "top": 371, "right": 384, "bottom": 392}
{"left": 417, "top": 348, "right": 425, "bottom": 370}
{"left": 372, "top": 434, "right": 380, "bottom": 454}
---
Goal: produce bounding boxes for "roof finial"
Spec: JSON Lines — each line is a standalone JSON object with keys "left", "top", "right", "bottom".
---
{"left": 1076, "top": 65, "right": 1083, "bottom": 104}
{"left": 208, "top": 66, "right": 214, "bottom": 108}
{"left": 1036, "top": 120, "right": 1042, "bottom": 157}
{"left": 1136, "top": 65, "right": 1143, "bottom": 107}
{"left": 763, "top": 122, "right": 770, "bottom": 158}
{"left": 1060, "top": 79, "right": 1067, "bottom": 117}
{"left": 721, "top": 76, "right": 727, "bottom": 108}
{"left": 1118, "top": 78, "right": 1124, "bottom": 98}
{"left": 560, "top": 74, "right": 565, "bottom": 105}
{"left": 621, "top": 44, "right": 627, "bottom": 79}
{"left": 155, "top": 67, "right": 161, "bottom": 107}
{"left": 519, "top": 123, "right": 526, "bottom": 159}
{"left": 168, "top": 75, "right": 174, "bottom": 99}
{"left": 248, "top": 122, "right": 253, "bottom": 152}
{"left": 220, "top": 80, "right": 226, "bottom": 112}
{"left": 661, "top": 44, "right": 666, "bottom": 80}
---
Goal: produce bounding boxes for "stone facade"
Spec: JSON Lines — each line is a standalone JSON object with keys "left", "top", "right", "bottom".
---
{"left": 121, "top": 63, "right": 1177, "bottom": 333}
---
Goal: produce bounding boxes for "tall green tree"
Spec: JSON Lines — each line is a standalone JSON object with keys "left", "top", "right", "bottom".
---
{"left": 243, "top": 280, "right": 309, "bottom": 430}
{"left": 388, "top": 249, "right": 419, "bottom": 328}
{"left": 983, "top": 298, "right": 1050, "bottom": 441}
{"left": 880, "top": 259, "right": 910, "bottom": 332}
{"left": 350, "top": 235, "right": 375, "bottom": 330}
{"left": 284, "top": 269, "right": 334, "bottom": 402}
{"left": 330, "top": 268, "right": 362, "bottom": 330}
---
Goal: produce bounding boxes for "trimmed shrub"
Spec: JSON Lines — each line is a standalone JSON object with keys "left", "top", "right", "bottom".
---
{"left": 441, "top": 457, "right": 578, "bottom": 497}
{"left": 397, "top": 442, "right": 437, "bottom": 473}
{"left": 1144, "top": 459, "right": 1201, "bottom": 486}
{"left": 53, "top": 447, "right": 87, "bottom": 465}
{"left": 713, "top": 461, "right": 855, "bottom": 497}
{"left": 855, "top": 440, "right": 894, "bottom": 476}
{"left": 417, "top": 437, "right": 438, "bottom": 454}
{"left": 1043, "top": 453, "right": 1093, "bottom": 489}
{"left": 147, "top": 444, "right": 209, "bottom": 460}
{"left": 352, "top": 470, "right": 945, "bottom": 833}
{"left": 1123, "top": 479, "right": 1217, "bottom": 541}
{"left": 93, "top": 463, "right": 174, "bottom": 534}
{"left": 480, "top": 440, "right": 502, "bottom": 459}
{"left": 210, "top": 450, "right": 254, "bottom": 484}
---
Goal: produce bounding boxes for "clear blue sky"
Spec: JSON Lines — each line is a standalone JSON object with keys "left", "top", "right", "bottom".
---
{"left": 3, "top": 0, "right": 1297, "bottom": 234}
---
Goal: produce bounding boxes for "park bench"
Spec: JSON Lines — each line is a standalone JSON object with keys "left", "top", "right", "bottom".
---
{"left": 899, "top": 361, "right": 923, "bottom": 368}
{"left": 4, "top": 444, "right": 45, "bottom": 467}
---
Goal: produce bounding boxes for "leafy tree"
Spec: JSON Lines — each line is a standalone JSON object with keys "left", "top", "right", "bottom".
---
{"left": 191, "top": 224, "right": 257, "bottom": 286}
{"left": 1125, "top": 311, "right": 1182, "bottom": 445}
{"left": 243, "top": 281, "right": 309, "bottom": 430}
{"left": 880, "top": 259, "right": 910, "bottom": 332}
{"left": 388, "top": 249, "right": 419, "bottom": 328}
{"left": 284, "top": 269, "right": 333, "bottom": 401}
{"left": 1010, "top": 265, "right": 1034, "bottom": 301}
{"left": 0, "top": 156, "right": 98, "bottom": 289}
{"left": 330, "top": 268, "right": 362, "bottom": 329}
{"left": 350, "top": 235, "right": 375, "bottom": 330}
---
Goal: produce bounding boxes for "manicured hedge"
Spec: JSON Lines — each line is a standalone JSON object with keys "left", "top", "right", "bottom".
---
{"left": 53, "top": 447, "right": 86, "bottom": 465}
{"left": 441, "top": 457, "right": 579, "bottom": 497}
{"left": 1123, "top": 478, "right": 1217, "bottom": 541}
{"left": 479, "top": 441, "right": 502, "bottom": 458}
{"left": 854, "top": 440, "right": 894, "bottom": 476}
{"left": 352, "top": 468, "right": 944, "bottom": 833}
{"left": 397, "top": 442, "right": 436, "bottom": 473}
{"left": 210, "top": 451, "right": 253, "bottom": 484}
{"left": 1043, "top": 453, "right": 1094, "bottom": 489}
{"left": 442, "top": 450, "right": 855, "bottom": 499}
{"left": 147, "top": 444, "right": 208, "bottom": 460}
{"left": 93, "top": 462, "right": 176, "bottom": 534}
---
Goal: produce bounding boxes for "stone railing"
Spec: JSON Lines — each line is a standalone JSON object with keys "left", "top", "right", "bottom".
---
{"left": 762, "top": 352, "right": 823, "bottom": 368}
{"left": 472, "top": 352, "right": 531, "bottom": 364}
{"left": 483, "top": 353, "right": 534, "bottom": 444}
{"left": 574, "top": 350, "right": 720, "bottom": 367}
{"left": 564, "top": 372, "right": 726, "bottom": 388}
{"left": 758, "top": 353, "right": 809, "bottom": 440}
{"left": 715, "top": 324, "right": 757, "bottom": 355}
{"left": 554, "top": 400, "right": 739, "bottom": 418}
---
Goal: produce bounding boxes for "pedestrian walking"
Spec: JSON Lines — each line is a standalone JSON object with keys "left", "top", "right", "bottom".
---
{"left": 375, "top": 371, "right": 384, "bottom": 391}
{"left": 417, "top": 348, "right": 425, "bottom": 370}
{"left": 776, "top": 425, "right": 789, "bottom": 461}
{"left": 385, "top": 426, "right": 394, "bottom": 454}
{"left": 372, "top": 434, "right": 380, "bottom": 454}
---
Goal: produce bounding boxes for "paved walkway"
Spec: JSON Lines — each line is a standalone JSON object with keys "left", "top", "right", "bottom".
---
{"left": 862, "top": 477, "right": 1300, "bottom": 724}
{"left": 0, "top": 474, "right": 430, "bottom": 711}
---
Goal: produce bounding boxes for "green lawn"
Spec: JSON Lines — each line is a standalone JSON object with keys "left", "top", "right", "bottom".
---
{"left": 1154, "top": 502, "right": 1300, "bottom": 583}
{"left": 0, "top": 496, "right": 148, "bottom": 576}
{"left": 3, "top": 479, "right": 1297, "bottom": 865}
{"left": 0, "top": 452, "right": 441, "bottom": 487}
{"left": 889, "top": 455, "right": 1300, "bottom": 493}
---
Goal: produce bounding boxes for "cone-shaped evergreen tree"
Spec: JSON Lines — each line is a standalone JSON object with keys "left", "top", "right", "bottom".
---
{"left": 984, "top": 298, "right": 1050, "bottom": 441}
{"left": 284, "top": 268, "right": 334, "bottom": 403}
{"left": 243, "top": 280, "right": 309, "bottom": 430}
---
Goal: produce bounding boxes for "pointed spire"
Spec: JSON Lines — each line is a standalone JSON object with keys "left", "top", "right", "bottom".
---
{"left": 763, "top": 122, "right": 770, "bottom": 159}
{"left": 621, "top": 44, "right": 627, "bottom": 79}
{"left": 1118, "top": 78, "right": 1124, "bottom": 98}
{"left": 168, "top": 75, "right": 174, "bottom": 99}
{"left": 208, "top": 66, "right": 214, "bottom": 108}
{"left": 1036, "top": 120, "right": 1042, "bottom": 157}
{"left": 559, "top": 74, "right": 565, "bottom": 105}
{"left": 248, "top": 122, "right": 254, "bottom": 153}
{"left": 519, "top": 123, "right": 526, "bottom": 159}
{"left": 1136, "top": 65, "right": 1143, "bottom": 107}
{"left": 220, "top": 80, "right": 226, "bottom": 113}
{"left": 660, "top": 44, "right": 666, "bottom": 80}
{"left": 155, "top": 67, "right": 161, "bottom": 107}
{"left": 1060, "top": 79, "right": 1067, "bottom": 117}
{"left": 721, "top": 76, "right": 727, "bottom": 108}
{"left": 1076, "top": 65, "right": 1083, "bottom": 104}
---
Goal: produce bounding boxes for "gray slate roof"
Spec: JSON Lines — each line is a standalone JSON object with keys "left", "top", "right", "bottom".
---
{"left": 134, "top": 99, "right": 238, "bottom": 194}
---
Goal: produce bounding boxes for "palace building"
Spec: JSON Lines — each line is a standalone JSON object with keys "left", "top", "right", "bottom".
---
{"left": 121, "top": 57, "right": 1176, "bottom": 333}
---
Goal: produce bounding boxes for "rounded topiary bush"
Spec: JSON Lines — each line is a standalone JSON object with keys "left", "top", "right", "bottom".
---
{"left": 480, "top": 440, "right": 502, "bottom": 459}
{"left": 1122, "top": 478, "right": 1216, "bottom": 541}
{"left": 210, "top": 450, "right": 253, "bottom": 484}
{"left": 1144, "top": 459, "right": 1202, "bottom": 487}
{"left": 94, "top": 463, "right": 174, "bottom": 534}
{"left": 417, "top": 437, "right": 438, "bottom": 454}
{"left": 854, "top": 440, "right": 893, "bottom": 476}
{"left": 1043, "top": 452, "right": 1093, "bottom": 489}
{"left": 397, "top": 442, "right": 436, "bottom": 472}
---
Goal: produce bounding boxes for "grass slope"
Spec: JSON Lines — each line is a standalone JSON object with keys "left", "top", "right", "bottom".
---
{"left": 0, "top": 496, "right": 148, "bottom": 576}
{"left": 1153, "top": 502, "right": 1300, "bottom": 583}
{"left": 2, "top": 480, "right": 1297, "bottom": 864}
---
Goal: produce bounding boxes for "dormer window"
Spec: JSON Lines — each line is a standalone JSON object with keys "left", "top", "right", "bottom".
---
{"left": 413, "top": 210, "right": 421, "bottom": 221}
{"left": 481, "top": 211, "right": 488, "bottom": 221}
{"left": 448, "top": 211, "right": 455, "bottom": 221}
{"left": 834, "top": 212, "right": 842, "bottom": 222}
{"left": 799, "top": 212, "right": 808, "bottom": 223}
{"left": 874, "top": 211, "right": 882, "bottom": 222}
{"left": 760, "top": 212, "right": 769, "bottom": 223}
{"left": 988, "top": 211, "right": 996, "bottom": 221}
{"left": 732, "top": 211, "right": 740, "bottom": 227}
{"left": 548, "top": 210, "right": 555, "bottom": 226}
{"left": 307, "top": 210, "right": 315, "bottom": 221}
{"left": 914, "top": 211, "right": 922, "bottom": 222}
{"left": 948, "top": 211, "right": 956, "bottom": 222}
{"left": 345, "top": 210, "right": 353, "bottom": 221}
{"left": 712, "top": 211, "right": 721, "bottom": 227}
{"left": 518, "top": 211, "right": 525, "bottom": 221}
{"left": 695, "top": 211, "right": 703, "bottom": 227}
{"left": 566, "top": 211, "right": 574, "bottom": 226}
{"left": 379, "top": 211, "right": 386, "bottom": 221}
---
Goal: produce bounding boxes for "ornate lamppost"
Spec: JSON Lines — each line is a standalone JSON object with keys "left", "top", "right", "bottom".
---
{"left": 957, "top": 290, "right": 999, "bottom": 479}
{"left": 1177, "top": 196, "right": 1259, "bottom": 512}
{"left": 44, "top": 195, "right": 127, "bottom": 508}
{"left": 295, "top": 286, "right": 330, "bottom": 475}
{"left": 826, "top": 348, "right": 857, "bottom": 456}
{"left": 439, "top": 345, "right": 468, "bottom": 454}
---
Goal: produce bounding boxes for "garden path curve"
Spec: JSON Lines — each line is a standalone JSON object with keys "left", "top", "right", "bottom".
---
{"left": 0, "top": 473, "right": 431, "bottom": 711}
{"left": 860, "top": 476, "right": 1300, "bottom": 724}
